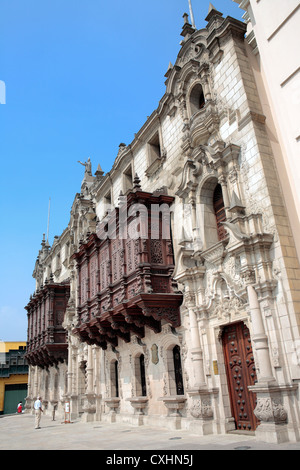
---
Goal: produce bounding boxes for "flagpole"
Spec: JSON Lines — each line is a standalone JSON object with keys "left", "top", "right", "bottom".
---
{"left": 188, "top": 0, "right": 196, "bottom": 28}
{"left": 47, "top": 197, "right": 51, "bottom": 243}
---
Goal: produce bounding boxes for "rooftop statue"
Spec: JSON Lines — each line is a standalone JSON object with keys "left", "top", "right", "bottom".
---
{"left": 78, "top": 157, "right": 92, "bottom": 177}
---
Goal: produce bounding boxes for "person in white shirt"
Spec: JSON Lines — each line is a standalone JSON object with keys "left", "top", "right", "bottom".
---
{"left": 34, "top": 397, "right": 43, "bottom": 429}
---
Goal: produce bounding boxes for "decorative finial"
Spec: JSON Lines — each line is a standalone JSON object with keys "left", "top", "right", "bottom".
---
{"left": 133, "top": 173, "right": 141, "bottom": 190}
{"left": 95, "top": 163, "right": 104, "bottom": 177}
{"left": 205, "top": 3, "right": 223, "bottom": 23}
{"left": 181, "top": 12, "right": 195, "bottom": 39}
{"left": 229, "top": 191, "right": 245, "bottom": 214}
{"left": 41, "top": 233, "right": 46, "bottom": 247}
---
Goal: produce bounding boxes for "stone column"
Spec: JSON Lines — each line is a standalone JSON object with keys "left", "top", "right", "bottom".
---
{"left": 247, "top": 284, "right": 275, "bottom": 384}
{"left": 25, "top": 365, "right": 34, "bottom": 413}
{"left": 72, "top": 349, "right": 77, "bottom": 396}
{"left": 93, "top": 346, "right": 102, "bottom": 421}
{"left": 185, "top": 293, "right": 216, "bottom": 435}
{"left": 86, "top": 345, "right": 94, "bottom": 395}
{"left": 67, "top": 339, "right": 73, "bottom": 396}
{"left": 189, "top": 196, "right": 202, "bottom": 252}
{"left": 188, "top": 306, "right": 206, "bottom": 388}
{"left": 34, "top": 365, "right": 39, "bottom": 398}
{"left": 246, "top": 281, "right": 290, "bottom": 443}
{"left": 218, "top": 175, "right": 230, "bottom": 218}
{"left": 82, "top": 345, "right": 96, "bottom": 422}
{"left": 70, "top": 347, "right": 79, "bottom": 420}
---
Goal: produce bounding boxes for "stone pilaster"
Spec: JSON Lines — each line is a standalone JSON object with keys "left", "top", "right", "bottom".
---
{"left": 246, "top": 282, "right": 290, "bottom": 443}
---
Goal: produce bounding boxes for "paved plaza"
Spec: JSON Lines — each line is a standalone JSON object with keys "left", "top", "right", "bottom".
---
{"left": 0, "top": 413, "right": 299, "bottom": 452}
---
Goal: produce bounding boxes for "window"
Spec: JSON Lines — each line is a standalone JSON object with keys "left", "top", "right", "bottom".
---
{"left": 173, "top": 345, "right": 184, "bottom": 396}
{"left": 133, "top": 354, "right": 147, "bottom": 396}
{"left": 139, "top": 355, "right": 147, "bottom": 397}
{"left": 213, "top": 184, "right": 227, "bottom": 241}
{"left": 189, "top": 83, "right": 205, "bottom": 116}
{"left": 148, "top": 131, "right": 161, "bottom": 166}
{"left": 145, "top": 130, "right": 165, "bottom": 177}
{"left": 104, "top": 190, "right": 112, "bottom": 213}
{"left": 123, "top": 164, "right": 133, "bottom": 194}
{"left": 111, "top": 360, "right": 119, "bottom": 398}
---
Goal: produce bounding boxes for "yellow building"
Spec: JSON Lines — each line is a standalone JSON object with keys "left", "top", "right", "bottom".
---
{"left": 0, "top": 342, "right": 26, "bottom": 353}
{"left": 0, "top": 342, "right": 28, "bottom": 415}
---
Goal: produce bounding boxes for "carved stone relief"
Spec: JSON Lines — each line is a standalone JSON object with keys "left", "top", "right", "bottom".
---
{"left": 254, "top": 397, "right": 287, "bottom": 424}
{"left": 190, "top": 398, "right": 213, "bottom": 420}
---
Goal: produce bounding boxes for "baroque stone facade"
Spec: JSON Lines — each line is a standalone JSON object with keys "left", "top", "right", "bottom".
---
{"left": 25, "top": 6, "right": 300, "bottom": 443}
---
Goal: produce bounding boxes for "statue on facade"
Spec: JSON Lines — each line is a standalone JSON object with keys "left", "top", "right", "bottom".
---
{"left": 78, "top": 157, "right": 92, "bottom": 177}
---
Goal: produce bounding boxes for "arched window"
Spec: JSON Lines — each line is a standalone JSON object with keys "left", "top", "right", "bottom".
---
{"left": 189, "top": 83, "right": 205, "bottom": 116}
{"left": 134, "top": 354, "right": 147, "bottom": 396}
{"left": 139, "top": 354, "right": 147, "bottom": 397}
{"left": 173, "top": 345, "right": 184, "bottom": 395}
{"left": 213, "top": 184, "right": 227, "bottom": 241}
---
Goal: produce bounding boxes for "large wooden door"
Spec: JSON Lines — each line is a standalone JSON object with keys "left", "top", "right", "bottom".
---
{"left": 222, "top": 322, "right": 259, "bottom": 431}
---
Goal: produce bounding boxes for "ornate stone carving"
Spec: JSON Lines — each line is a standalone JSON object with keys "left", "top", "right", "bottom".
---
{"left": 241, "top": 269, "right": 256, "bottom": 286}
{"left": 212, "top": 294, "right": 245, "bottom": 321}
{"left": 191, "top": 398, "right": 213, "bottom": 420}
{"left": 254, "top": 397, "right": 287, "bottom": 423}
{"left": 151, "top": 344, "right": 159, "bottom": 365}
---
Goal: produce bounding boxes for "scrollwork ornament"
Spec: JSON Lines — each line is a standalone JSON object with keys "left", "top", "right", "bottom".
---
{"left": 241, "top": 269, "right": 256, "bottom": 286}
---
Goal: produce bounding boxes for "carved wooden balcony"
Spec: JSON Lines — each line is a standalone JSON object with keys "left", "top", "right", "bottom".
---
{"left": 25, "top": 282, "right": 70, "bottom": 368}
{"left": 72, "top": 183, "right": 183, "bottom": 349}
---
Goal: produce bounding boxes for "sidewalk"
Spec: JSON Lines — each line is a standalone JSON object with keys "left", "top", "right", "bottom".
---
{"left": 0, "top": 413, "right": 299, "bottom": 451}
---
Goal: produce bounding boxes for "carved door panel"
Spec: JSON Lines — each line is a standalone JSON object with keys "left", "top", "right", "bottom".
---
{"left": 222, "top": 322, "right": 259, "bottom": 431}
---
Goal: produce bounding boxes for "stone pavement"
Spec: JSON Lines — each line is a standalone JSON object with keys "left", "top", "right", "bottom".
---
{"left": 0, "top": 413, "right": 299, "bottom": 453}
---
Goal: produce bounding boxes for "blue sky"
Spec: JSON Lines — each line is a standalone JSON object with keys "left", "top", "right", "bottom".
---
{"left": 0, "top": 1, "right": 243, "bottom": 341}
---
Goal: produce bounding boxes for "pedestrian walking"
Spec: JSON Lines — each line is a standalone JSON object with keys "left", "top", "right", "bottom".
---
{"left": 34, "top": 396, "right": 43, "bottom": 429}
{"left": 17, "top": 401, "right": 22, "bottom": 413}
{"left": 52, "top": 403, "right": 57, "bottom": 421}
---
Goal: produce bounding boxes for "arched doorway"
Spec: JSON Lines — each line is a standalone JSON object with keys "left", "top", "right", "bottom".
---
{"left": 222, "top": 322, "right": 259, "bottom": 431}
